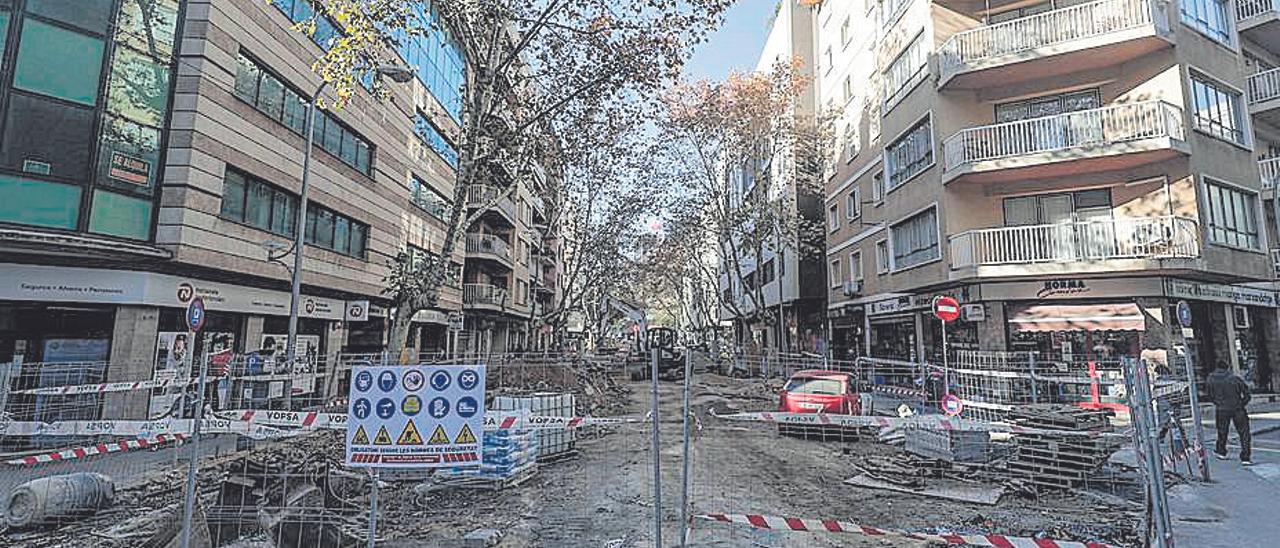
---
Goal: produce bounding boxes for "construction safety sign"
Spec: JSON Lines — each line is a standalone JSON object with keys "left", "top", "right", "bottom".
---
{"left": 345, "top": 364, "right": 486, "bottom": 468}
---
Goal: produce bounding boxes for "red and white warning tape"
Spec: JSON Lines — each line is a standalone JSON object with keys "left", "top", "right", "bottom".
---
{"left": 694, "top": 513, "right": 1114, "bottom": 548}
{"left": 713, "top": 411, "right": 1127, "bottom": 438}
{"left": 6, "top": 433, "right": 189, "bottom": 466}
{"left": 215, "top": 409, "right": 639, "bottom": 432}
{"left": 13, "top": 377, "right": 201, "bottom": 396}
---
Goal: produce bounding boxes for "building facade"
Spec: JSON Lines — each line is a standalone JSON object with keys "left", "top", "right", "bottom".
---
{"left": 718, "top": 0, "right": 827, "bottom": 354}
{"left": 816, "top": 0, "right": 1280, "bottom": 389}
{"left": 0, "top": 0, "right": 559, "bottom": 424}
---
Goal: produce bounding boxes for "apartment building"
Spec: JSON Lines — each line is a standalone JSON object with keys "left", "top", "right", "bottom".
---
{"left": 0, "top": 0, "right": 559, "bottom": 422}
{"left": 817, "top": 0, "right": 1280, "bottom": 389}
{"left": 718, "top": 0, "right": 827, "bottom": 354}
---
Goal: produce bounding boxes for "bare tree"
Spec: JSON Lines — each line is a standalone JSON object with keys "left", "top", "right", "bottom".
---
{"left": 295, "top": 0, "right": 731, "bottom": 354}
{"left": 652, "top": 59, "right": 833, "bottom": 352}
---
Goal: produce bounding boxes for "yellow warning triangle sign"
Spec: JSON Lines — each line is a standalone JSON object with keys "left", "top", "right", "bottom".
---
{"left": 427, "top": 425, "right": 450, "bottom": 445}
{"left": 373, "top": 425, "right": 393, "bottom": 446}
{"left": 454, "top": 423, "right": 477, "bottom": 445}
{"left": 397, "top": 420, "right": 424, "bottom": 445}
{"left": 352, "top": 425, "right": 370, "bottom": 445}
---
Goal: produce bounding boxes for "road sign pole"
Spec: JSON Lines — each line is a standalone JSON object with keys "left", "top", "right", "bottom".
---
{"left": 941, "top": 320, "right": 950, "bottom": 398}
{"left": 679, "top": 351, "right": 693, "bottom": 547}
{"left": 1182, "top": 346, "right": 1211, "bottom": 482}
{"left": 367, "top": 469, "right": 379, "bottom": 548}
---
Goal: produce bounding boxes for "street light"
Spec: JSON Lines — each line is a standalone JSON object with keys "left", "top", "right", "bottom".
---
{"left": 283, "top": 64, "right": 412, "bottom": 409}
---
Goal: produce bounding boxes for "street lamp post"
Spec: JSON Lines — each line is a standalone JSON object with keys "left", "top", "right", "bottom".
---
{"left": 283, "top": 66, "right": 413, "bottom": 409}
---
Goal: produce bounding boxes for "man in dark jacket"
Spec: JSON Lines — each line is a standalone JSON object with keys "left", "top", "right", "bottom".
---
{"left": 1206, "top": 360, "right": 1252, "bottom": 465}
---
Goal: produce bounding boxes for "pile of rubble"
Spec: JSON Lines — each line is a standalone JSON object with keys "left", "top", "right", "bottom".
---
{"left": 486, "top": 356, "right": 631, "bottom": 416}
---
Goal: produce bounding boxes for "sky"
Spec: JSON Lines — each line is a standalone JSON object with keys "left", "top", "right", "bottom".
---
{"left": 682, "top": 1, "right": 777, "bottom": 82}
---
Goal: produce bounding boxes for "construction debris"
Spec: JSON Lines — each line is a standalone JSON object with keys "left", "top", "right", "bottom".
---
{"left": 904, "top": 426, "right": 991, "bottom": 463}
{"left": 5, "top": 473, "right": 116, "bottom": 529}
{"left": 1004, "top": 405, "right": 1119, "bottom": 491}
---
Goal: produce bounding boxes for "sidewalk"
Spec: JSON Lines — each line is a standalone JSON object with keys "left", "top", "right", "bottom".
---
{"left": 1168, "top": 401, "right": 1280, "bottom": 547}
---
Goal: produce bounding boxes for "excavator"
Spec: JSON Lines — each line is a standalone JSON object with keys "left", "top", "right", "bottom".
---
{"left": 599, "top": 296, "right": 685, "bottom": 381}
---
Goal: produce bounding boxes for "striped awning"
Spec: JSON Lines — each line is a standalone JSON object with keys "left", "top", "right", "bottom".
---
{"left": 1008, "top": 303, "right": 1145, "bottom": 332}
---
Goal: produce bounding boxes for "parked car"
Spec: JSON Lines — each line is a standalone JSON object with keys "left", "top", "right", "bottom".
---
{"left": 778, "top": 370, "right": 862, "bottom": 414}
{"left": 777, "top": 370, "right": 863, "bottom": 439}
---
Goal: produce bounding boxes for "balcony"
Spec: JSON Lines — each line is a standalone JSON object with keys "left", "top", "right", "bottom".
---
{"left": 937, "top": 0, "right": 1172, "bottom": 89}
{"left": 949, "top": 216, "right": 1201, "bottom": 278}
{"left": 943, "top": 101, "right": 1187, "bottom": 184}
{"left": 1238, "top": 0, "right": 1280, "bottom": 52}
{"left": 463, "top": 283, "right": 509, "bottom": 310}
{"left": 466, "top": 185, "right": 517, "bottom": 225}
{"left": 1261, "top": 158, "right": 1280, "bottom": 191}
{"left": 465, "top": 233, "right": 512, "bottom": 267}
{"left": 1248, "top": 68, "right": 1280, "bottom": 123}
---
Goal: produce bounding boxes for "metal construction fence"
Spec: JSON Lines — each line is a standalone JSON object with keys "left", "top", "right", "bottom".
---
{"left": 0, "top": 348, "right": 1203, "bottom": 547}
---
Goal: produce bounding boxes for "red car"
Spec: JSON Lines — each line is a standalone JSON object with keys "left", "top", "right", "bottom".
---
{"left": 779, "top": 370, "right": 861, "bottom": 415}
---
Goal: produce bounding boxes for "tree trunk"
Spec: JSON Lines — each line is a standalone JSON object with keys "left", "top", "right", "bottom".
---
{"left": 387, "top": 304, "right": 415, "bottom": 361}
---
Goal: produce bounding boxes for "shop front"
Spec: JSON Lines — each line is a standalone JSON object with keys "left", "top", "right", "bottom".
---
{"left": 865, "top": 295, "right": 923, "bottom": 362}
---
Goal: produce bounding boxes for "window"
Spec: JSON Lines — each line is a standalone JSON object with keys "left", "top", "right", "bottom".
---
{"left": 1180, "top": 0, "right": 1233, "bottom": 46}
{"left": 1203, "top": 179, "right": 1260, "bottom": 250}
{"left": 414, "top": 111, "right": 459, "bottom": 167}
{"left": 233, "top": 53, "right": 374, "bottom": 174}
{"left": 517, "top": 280, "right": 528, "bottom": 305}
{"left": 880, "top": 0, "right": 912, "bottom": 30}
{"left": 872, "top": 172, "right": 884, "bottom": 204}
{"left": 996, "top": 89, "right": 1101, "bottom": 123}
{"left": 849, "top": 251, "right": 863, "bottom": 281}
{"left": 842, "top": 120, "right": 859, "bottom": 161}
{"left": 842, "top": 76, "right": 853, "bottom": 104}
{"left": 13, "top": 18, "right": 105, "bottom": 106}
{"left": 875, "top": 239, "right": 890, "bottom": 274}
{"left": 883, "top": 33, "right": 928, "bottom": 111}
{"left": 824, "top": 46, "right": 832, "bottom": 73}
{"left": 829, "top": 258, "right": 842, "bottom": 288}
{"left": 884, "top": 116, "right": 933, "bottom": 190}
{"left": 410, "top": 177, "right": 450, "bottom": 221}
{"left": 1189, "top": 71, "right": 1246, "bottom": 146}
{"left": 840, "top": 16, "right": 851, "bottom": 47}
{"left": 891, "top": 207, "right": 939, "bottom": 270}
{"left": 828, "top": 203, "right": 840, "bottom": 232}
{"left": 220, "top": 168, "right": 369, "bottom": 258}
{"left": 761, "top": 258, "right": 776, "bottom": 285}
{"left": 269, "top": 0, "right": 342, "bottom": 51}
{"left": 392, "top": 5, "right": 467, "bottom": 121}
{"left": 2, "top": 92, "right": 96, "bottom": 179}
{"left": 847, "top": 188, "right": 862, "bottom": 220}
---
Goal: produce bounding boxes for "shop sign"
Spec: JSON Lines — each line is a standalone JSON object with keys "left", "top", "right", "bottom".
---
{"left": 980, "top": 278, "right": 1164, "bottom": 301}
{"left": 345, "top": 300, "right": 370, "bottom": 322}
{"left": 1163, "top": 279, "right": 1277, "bottom": 308}
{"left": 961, "top": 304, "right": 986, "bottom": 322}
{"left": 108, "top": 151, "right": 151, "bottom": 186}
{"left": 0, "top": 264, "right": 353, "bottom": 320}
{"left": 867, "top": 295, "right": 917, "bottom": 316}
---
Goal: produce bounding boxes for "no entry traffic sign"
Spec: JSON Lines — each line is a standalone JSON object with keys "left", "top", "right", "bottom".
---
{"left": 932, "top": 296, "right": 960, "bottom": 323}
{"left": 941, "top": 394, "right": 963, "bottom": 417}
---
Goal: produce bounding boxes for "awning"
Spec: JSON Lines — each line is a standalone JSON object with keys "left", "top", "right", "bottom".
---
{"left": 1008, "top": 303, "right": 1145, "bottom": 333}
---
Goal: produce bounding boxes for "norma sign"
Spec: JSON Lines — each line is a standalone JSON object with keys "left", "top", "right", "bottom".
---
{"left": 186, "top": 297, "right": 206, "bottom": 332}
{"left": 932, "top": 296, "right": 961, "bottom": 323}
{"left": 941, "top": 394, "right": 963, "bottom": 417}
{"left": 1176, "top": 300, "right": 1193, "bottom": 328}
{"left": 346, "top": 364, "right": 486, "bottom": 468}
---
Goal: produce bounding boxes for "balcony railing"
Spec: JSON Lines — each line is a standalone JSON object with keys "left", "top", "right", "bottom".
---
{"left": 938, "top": 0, "right": 1168, "bottom": 82}
{"left": 463, "top": 283, "right": 508, "bottom": 307}
{"left": 1261, "top": 157, "right": 1280, "bottom": 190}
{"left": 1248, "top": 67, "right": 1280, "bottom": 105}
{"left": 465, "top": 233, "right": 511, "bottom": 261}
{"left": 944, "top": 101, "right": 1184, "bottom": 172}
{"left": 466, "top": 185, "right": 517, "bottom": 220}
{"left": 1238, "top": 0, "right": 1279, "bottom": 21}
{"left": 949, "top": 216, "right": 1200, "bottom": 269}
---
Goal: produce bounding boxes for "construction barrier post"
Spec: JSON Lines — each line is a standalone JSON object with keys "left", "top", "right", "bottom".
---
{"left": 680, "top": 350, "right": 693, "bottom": 547}
{"left": 367, "top": 469, "right": 379, "bottom": 548}
{"left": 1125, "top": 357, "right": 1174, "bottom": 548}
{"left": 1180, "top": 348, "right": 1210, "bottom": 482}
{"left": 179, "top": 351, "right": 210, "bottom": 548}
{"left": 650, "top": 348, "right": 664, "bottom": 548}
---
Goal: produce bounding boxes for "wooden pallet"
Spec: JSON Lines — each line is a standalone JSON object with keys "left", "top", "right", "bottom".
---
{"left": 434, "top": 463, "right": 540, "bottom": 491}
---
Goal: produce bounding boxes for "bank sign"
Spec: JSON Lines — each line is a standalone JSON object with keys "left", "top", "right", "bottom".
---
{"left": 346, "top": 364, "right": 486, "bottom": 468}
{"left": 1163, "top": 279, "right": 1277, "bottom": 308}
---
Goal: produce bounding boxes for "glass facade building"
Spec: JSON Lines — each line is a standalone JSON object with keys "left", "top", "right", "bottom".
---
{"left": 0, "top": 0, "right": 181, "bottom": 241}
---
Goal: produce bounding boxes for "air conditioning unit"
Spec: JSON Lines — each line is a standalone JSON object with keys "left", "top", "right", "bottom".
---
{"left": 1233, "top": 305, "right": 1250, "bottom": 329}
{"left": 842, "top": 280, "right": 863, "bottom": 296}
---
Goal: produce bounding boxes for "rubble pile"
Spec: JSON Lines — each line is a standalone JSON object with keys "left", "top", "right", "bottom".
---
{"left": 487, "top": 357, "right": 631, "bottom": 416}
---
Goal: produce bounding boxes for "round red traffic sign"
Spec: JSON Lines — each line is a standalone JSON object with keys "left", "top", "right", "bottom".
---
{"left": 932, "top": 296, "right": 960, "bottom": 323}
{"left": 941, "top": 394, "right": 963, "bottom": 417}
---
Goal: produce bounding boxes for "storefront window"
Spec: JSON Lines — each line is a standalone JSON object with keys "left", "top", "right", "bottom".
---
{"left": 13, "top": 18, "right": 105, "bottom": 106}
{"left": 869, "top": 316, "right": 917, "bottom": 361}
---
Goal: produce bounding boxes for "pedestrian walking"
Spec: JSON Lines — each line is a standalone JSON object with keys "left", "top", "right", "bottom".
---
{"left": 1206, "top": 360, "right": 1253, "bottom": 465}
